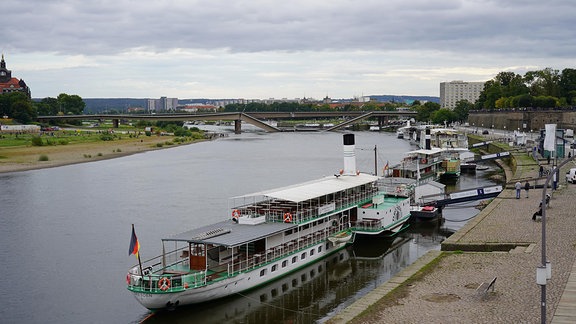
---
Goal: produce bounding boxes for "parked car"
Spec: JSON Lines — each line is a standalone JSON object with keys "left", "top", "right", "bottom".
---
{"left": 482, "top": 130, "right": 489, "bottom": 135}
{"left": 566, "top": 168, "right": 576, "bottom": 183}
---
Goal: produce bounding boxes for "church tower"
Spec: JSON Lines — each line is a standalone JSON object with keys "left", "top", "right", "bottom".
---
{"left": 0, "top": 54, "right": 31, "bottom": 98}
{"left": 0, "top": 54, "right": 13, "bottom": 83}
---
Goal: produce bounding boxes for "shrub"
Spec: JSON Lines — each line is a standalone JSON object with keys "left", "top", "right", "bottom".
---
{"left": 97, "top": 152, "right": 103, "bottom": 156}
{"left": 100, "top": 134, "right": 114, "bottom": 141}
{"left": 38, "top": 154, "right": 49, "bottom": 161}
{"left": 58, "top": 140, "right": 69, "bottom": 145}
{"left": 145, "top": 131, "right": 152, "bottom": 136}
{"left": 156, "top": 143, "right": 164, "bottom": 147}
{"left": 31, "top": 136, "right": 44, "bottom": 146}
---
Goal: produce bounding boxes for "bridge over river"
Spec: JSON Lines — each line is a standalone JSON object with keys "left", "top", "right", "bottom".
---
{"left": 37, "top": 111, "right": 416, "bottom": 133}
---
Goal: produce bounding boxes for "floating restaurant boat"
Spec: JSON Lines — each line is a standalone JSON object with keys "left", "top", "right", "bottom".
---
{"left": 126, "top": 134, "right": 411, "bottom": 310}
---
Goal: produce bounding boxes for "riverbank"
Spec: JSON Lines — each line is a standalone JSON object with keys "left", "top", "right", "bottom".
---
{"left": 329, "top": 146, "right": 576, "bottom": 323}
{"left": 0, "top": 135, "right": 201, "bottom": 174}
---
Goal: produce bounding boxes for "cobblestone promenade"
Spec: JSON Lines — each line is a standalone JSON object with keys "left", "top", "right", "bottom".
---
{"left": 330, "top": 151, "right": 576, "bottom": 323}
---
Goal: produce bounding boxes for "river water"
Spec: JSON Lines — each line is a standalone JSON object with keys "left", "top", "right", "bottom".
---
{"left": 0, "top": 129, "right": 499, "bottom": 323}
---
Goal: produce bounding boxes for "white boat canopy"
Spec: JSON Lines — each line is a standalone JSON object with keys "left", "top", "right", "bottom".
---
{"left": 232, "top": 173, "right": 380, "bottom": 203}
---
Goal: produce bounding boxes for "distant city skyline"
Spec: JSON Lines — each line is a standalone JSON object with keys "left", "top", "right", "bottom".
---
{"left": 3, "top": 1, "right": 574, "bottom": 99}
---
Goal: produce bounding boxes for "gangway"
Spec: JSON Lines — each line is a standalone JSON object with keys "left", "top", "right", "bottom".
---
{"left": 471, "top": 151, "right": 510, "bottom": 163}
{"left": 425, "top": 185, "right": 503, "bottom": 208}
{"left": 470, "top": 141, "right": 493, "bottom": 148}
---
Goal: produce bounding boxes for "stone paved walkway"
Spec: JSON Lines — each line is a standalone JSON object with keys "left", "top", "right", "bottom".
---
{"left": 329, "top": 151, "right": 576, "bottom": 323}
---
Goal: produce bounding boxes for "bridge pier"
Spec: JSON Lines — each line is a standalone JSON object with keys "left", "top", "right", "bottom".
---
{"left": 234, "top": 119, "right": 241, "bottom": 134}
{"left": 113, "top": 119, "right": 119, "bottom": 128}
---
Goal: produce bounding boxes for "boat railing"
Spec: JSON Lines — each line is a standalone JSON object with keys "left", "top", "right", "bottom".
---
{"left": 235, "top": 187, "right": 378, "bottom": 224}
{"left": 227, "top": 226, "right": 341, "bottom": 275}
{"left": 127, "top": 247, "right": 209, "bottom": 293}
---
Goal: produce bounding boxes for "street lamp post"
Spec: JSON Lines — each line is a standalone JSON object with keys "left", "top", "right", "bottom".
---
{"left": 538, "top": 154, "right": 576, "bottom": 323}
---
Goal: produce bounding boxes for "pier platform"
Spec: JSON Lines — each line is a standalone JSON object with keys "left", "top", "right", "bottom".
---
{"left": 329, "top": 145, "right": 576, "bottom": 323}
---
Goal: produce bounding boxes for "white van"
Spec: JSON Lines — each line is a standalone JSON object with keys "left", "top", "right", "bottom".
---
{"left": 566, "top": 168, "right": 576, "bottom": 183}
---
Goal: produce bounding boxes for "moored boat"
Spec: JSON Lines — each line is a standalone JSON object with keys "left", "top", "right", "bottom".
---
{"left": 126, "top": 134, "right": 411, "bottom": 310}
{"left": 410, "top": 205, "right": 440, "bottom": 221}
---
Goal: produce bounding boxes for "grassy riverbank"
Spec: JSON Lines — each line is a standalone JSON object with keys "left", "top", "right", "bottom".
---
{"left": 0, "top": 131, "right": 203, "bottom": 173}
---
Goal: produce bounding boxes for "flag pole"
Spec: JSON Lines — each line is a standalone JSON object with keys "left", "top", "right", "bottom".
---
{"left": 132, "top": 224, "right": 144, "bottom": 276}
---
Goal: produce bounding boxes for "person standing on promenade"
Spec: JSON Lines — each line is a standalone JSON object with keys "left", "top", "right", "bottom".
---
{"left": 539, "top": 164, "right": 544, "bottom": 177}
{"left": 524, "top": 181, "right": 530, "bottom": 198}
{"left": 515, "top": 181, "right": 522, "bottom": 199}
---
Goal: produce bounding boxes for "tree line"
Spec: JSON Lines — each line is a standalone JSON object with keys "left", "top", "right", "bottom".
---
{"left": 0, "top": 92, "right": 85, "bottom": 124}
{"left": 476, "top": 68, "right": 576, "bottom": 109}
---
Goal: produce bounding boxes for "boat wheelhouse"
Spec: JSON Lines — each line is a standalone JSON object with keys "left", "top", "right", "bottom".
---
{"left": 126, "top": 134, "right": 411, "bottom": 310}
{"left": 390, "top": 147, "right": 445, "bottom": 183}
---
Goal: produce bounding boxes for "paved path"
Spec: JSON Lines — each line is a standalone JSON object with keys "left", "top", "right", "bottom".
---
{"left": 329, "top": 150, "right": 576, "bottom": 323}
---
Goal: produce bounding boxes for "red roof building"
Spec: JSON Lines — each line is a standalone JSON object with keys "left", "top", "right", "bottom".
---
{"left": 0, "top": 54, "right": 31, "bottom": 98}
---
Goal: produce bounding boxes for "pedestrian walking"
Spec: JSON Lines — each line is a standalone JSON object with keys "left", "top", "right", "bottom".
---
{"left": 547, "top": 155, "right": 551, "bottom": 164}
{"left": 524, "top": 181, "right": 530, "bottom": 198}
{"left": 515, "top": 181, "right": 521, "bottom": 199}
{"left": 539, "top": 165, "right": 544, "bottom": 177}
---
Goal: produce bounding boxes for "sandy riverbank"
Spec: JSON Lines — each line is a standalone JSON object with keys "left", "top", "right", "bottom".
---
{"left": 0, "top": 136, "right": 201, "bottom": 174}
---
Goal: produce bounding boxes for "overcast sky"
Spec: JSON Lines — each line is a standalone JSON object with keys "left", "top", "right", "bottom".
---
{"left": 2, "top": 0, "right": 575, "bottom": 100}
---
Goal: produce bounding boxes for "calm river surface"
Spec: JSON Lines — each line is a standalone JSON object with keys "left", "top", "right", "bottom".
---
{"left": 0, "top": 129, "right": 499, "bottom": 323}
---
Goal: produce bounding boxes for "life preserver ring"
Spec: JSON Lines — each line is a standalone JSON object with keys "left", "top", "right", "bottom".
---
{"left": 421, "top": 158, "right": 427, "bottom": 164}
{"left": 283, "top": 212, "right": 292, "bottom": 223}
{"left": 232, "top": 209, "right": 240, "bottom": 219}
{"left": 158, "top": 277, "right": 171, "bottom": 291}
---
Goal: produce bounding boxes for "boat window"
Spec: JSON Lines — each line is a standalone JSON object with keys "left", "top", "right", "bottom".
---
{"left": 272, "top": 264, "right": 278, "bottom": 272}
{"left": 284, "top": 229, "right": 293, "bottom": 236}
{"left": 318, "top": 246, "right": 322, "bottom": 253}
{"left": 282, "top": 260, "right": 287, "bottom": 267}
{"left": 292, "top": 256, "right": 297, "bottom": 263}
{"left": 310, "top": 249, "right": 315, "bottom": 256}
{"left": 271, "top": 289, "right": 278, "bottom": 297}
{"left": 282, "top": 283, "right": 289, "bottom": 292}
{"left": 292, "top": 279, "right": 298, "bottom": 287}
{"left": 310, "top": 269, "right": 315, "bottom": 277}
{"left": 301, "top": 252, "right": 306, "bottom": 259}
{"left": 260, "top": 269, "right": 267, "bottom": 277}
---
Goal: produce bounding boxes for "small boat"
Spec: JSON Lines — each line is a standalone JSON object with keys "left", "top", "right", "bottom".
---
{"left": 126, "top": 134, "right": 411, "bottom": 311}
{"left": 410, "top": 205, "right": 440, "bottom": 221}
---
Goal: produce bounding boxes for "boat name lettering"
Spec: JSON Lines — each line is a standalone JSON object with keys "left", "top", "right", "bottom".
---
{"left": 135, "top": 293, "right": 153, "bottom": 298}
{"left": 318, "top": 203, "right": 336, "bottom": 215}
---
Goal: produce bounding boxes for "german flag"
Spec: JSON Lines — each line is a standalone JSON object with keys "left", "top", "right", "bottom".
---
{"left": 129, "top": 225, "right": 140, "bottom": 258}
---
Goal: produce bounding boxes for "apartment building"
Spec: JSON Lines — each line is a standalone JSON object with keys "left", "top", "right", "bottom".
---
{"left": 440, "top": 80, "right": 485, "bottom": 109}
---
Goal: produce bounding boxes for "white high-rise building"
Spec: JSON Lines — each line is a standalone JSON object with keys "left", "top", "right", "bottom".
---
{"left": 440, "top": 80, "right": 485, "bottom": 109}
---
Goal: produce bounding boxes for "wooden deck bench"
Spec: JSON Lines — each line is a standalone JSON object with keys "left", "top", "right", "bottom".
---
{"left": 476, "top": 277, "right": 497, "bottom": 299}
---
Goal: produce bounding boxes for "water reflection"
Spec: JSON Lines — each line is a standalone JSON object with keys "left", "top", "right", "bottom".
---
{"left": 143, "top": 220, "right": 453, "bottom": 324}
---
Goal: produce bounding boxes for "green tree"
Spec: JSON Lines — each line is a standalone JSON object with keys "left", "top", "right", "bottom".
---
{"left": 57, "top": 93, "right": 85, "bottom": 114}
{"left": 415, "top": 102, "right": 440, "bottom": 122}
{"left": 559, "top": 68, "right": 576, "bottom": 105}
{"left": 430, "top": 108, "right": 456, "bottom": 125}
{"left": 524, "top": 68, "right": 561, "bottom": 97}
{"left": 453, "top": 100, "right": 473, "bottom": 121}
{"left": 35, "top": 97, "right": 60, "bottom": 115}
{"left": 0, "top": 92, "right": 36, "bottom": 123}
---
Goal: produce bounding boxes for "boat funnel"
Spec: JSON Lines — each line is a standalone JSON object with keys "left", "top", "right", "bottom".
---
{"left": 342, "top": 133, "right": 357, "bottom": 175}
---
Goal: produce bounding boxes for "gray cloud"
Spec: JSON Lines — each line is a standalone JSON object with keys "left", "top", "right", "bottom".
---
{"left": 3, "top": 0, "right": 574, "bottom": 57}
{"left": 2, "top": 0, "right": 574, "bottom": 98}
